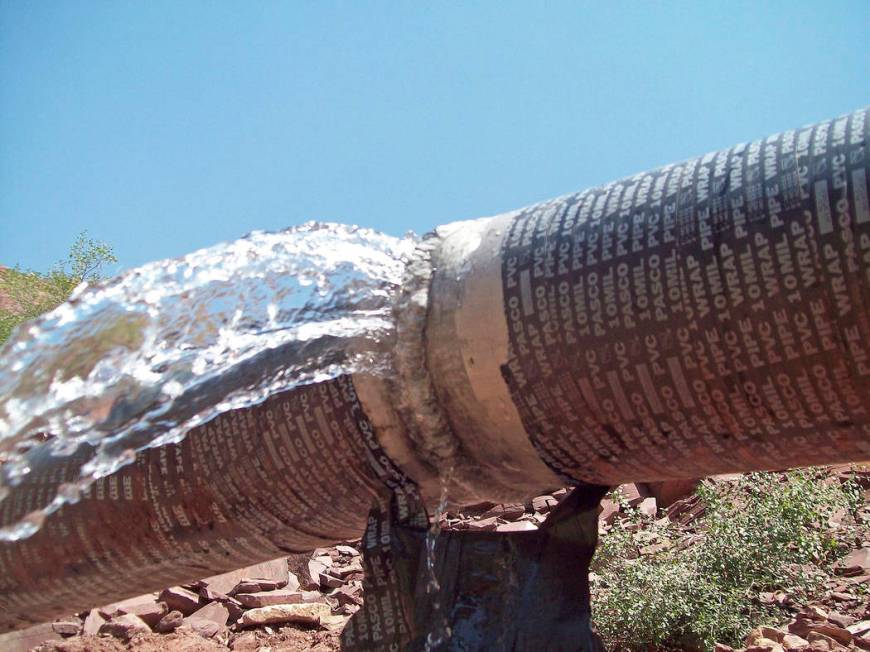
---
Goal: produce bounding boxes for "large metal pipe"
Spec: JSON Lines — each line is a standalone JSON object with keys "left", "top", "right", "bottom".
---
{"left": 1, "top": 107, "right": 869, "bottom": 632}
{"left": 424, "top": 105, "right": 870, "bottom": 492}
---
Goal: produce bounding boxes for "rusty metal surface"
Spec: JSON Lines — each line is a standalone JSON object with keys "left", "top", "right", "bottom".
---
{"left": 0, "top": 377, "right": 385, "bottom": 632}
{"left": 431, "top": 107, "right": 870, "bottom": 486}
{"left": 1, "top": 108, "right": 869, "bottom": 636}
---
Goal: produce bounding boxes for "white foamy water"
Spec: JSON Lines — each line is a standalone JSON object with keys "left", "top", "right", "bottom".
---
{"left": 0, "top": 222, "right": 416, "bottom": 540}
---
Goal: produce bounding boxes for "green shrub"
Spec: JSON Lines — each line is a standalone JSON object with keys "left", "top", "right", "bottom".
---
{"left": 0, "top": 231, "right": 116, "bottom": 346}
{"left": 592, "top": 470, "right": 859, "bottom": 651}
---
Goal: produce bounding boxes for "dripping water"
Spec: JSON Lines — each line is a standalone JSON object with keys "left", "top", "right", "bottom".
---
{"left": 424, "top": 464, "right": 454, "bottom": 651}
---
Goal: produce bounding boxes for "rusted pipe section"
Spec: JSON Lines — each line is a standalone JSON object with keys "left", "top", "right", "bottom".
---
{"left": 0, "top": 377, "right": 405, "bottom": 631}
{"left": 1, "top": 107, "right": 869, "bottom": 632}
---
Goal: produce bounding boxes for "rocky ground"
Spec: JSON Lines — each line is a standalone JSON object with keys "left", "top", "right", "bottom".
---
{"left": 1, "top": 469, "right": 867, "bottom": 652}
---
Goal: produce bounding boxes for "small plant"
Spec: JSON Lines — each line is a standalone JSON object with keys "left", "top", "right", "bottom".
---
{"left": 591, "top": 470, "right": 859, "bottom": 651}
{"left": 0, "top": 231, "right": 117, "bottom": 346}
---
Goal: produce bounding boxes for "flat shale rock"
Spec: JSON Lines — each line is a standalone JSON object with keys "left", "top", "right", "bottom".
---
{"left": 495, "top": 520, "right": 537, "bottom": 532}
{"left": 201, "top": 557, "right": 290, "bottom": 595}
{"left": 835, "top": 547, "right": 870, "bottom": 576}
{"left": 154, "top": 610, "right": 184, "bottom": 633}
{"left": 98, "top": 613, "right": 151, "bottom": 640}
{"left": 50, "top": 621, "right": 81, "bottom": 636}
{"left": 239, "top": 602, "right": 332, "bottom": 627}
{"left": 82, "top": 610, "right": 107, "bottom": 635}
{"left": 183, "top": 601, "right": 230, "bottom": 638}
{"left": 235, "top": 589, "right": 304, "bottom": 608}
{"left": 335, "top": 545, "right": 360, "bottom": 556}
{"left": 112, "top": 600, "right": 167, "bottom": 627}
{"left": 159, "top": 586, "right": 202, "bottom": 616}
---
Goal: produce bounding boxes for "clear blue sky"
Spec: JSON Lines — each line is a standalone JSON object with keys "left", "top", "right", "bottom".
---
{"left": 1, "top": 2, "right": 868, "bottom": 273}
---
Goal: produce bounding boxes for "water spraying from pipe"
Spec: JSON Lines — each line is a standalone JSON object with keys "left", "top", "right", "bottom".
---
{"left": 0, "top": 222, "right": 415, "bottom": 541}
{"left": 0, "top": 107, "right": 868, "bottom": 647}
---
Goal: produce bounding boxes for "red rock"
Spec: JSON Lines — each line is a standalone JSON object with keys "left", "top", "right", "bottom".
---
{"left": 238, "top": 602, "right": 331, "bottom": 627}
{"left": 319, "top": 571, "right": 344, "bottom": 589}
{"left": 331, "top": 560, "right": 363, "bottom": 579}
{"left": 183, "top": 601, "right": 230, "bottom": 639}
{"left": 159, "top": 586, "right": 201, "bottom": 615}
{"left": 598, "top": 499, "right": 619, "bottom": 524}
{"left": 481, "top": 504, "right": 526, "bottom": 520}
{"left": 807, "top": 624, "right": 851, "bottom": 646}
{"left": 532, "top": 495, "right": 558, "bottom": 513}
{"left": 99, "top": 613, "right": 151, "bottom": 640}
{"left": 199, "top": 585, "right": 230, "bottom": 602}
{"left": 714, "top": 644, "right": 734, "bottom": 652}
{"left": 229, "top": 580, "right": 263, "bottom": 595}
{"left": 201, "top": 558, "right": 290, "bottom": 595}
{"left": 806, "top": 631, "right": 842, "bottom": 651}
{"left": 97, "top": 593, "right": 159, "bottom": 618}
{"left": 782, "top": 634, "right": 809, "bottom": 650}
{"left": 747, "top": 626, "right": 786, "bottom": 650}
{"left": 335, "top": 545, "right": 360, "bottom": 556}
{"left": 638, "top": 497, "right": 658, "bottom": 518}
{"left": 746, "top": 639, "right": 783, "bottom": 652}
{"left": 221, "top": 600, "right": 244, "bottom": 625}
{"left": 790, "top": 620, "right": 813, "bottom": 638}
{"left": 305, "top": 559, "right": 330, "bottom": 588}
{"left": 113, "top": 600, "right": 167, "bottom": 627}
{"left": 459, "top": 501, "right": 497, "bottom": 516}
{"left": 300, "top": 590, "right": 330, "bottom": 604}
{"left": 243, "top": 577, "right": 286, "bottom": 591}
{"left": 154, "top": 610, "right": 184, "bottom": 633}
{"left": 333, "top": 585, "right": 363, "bottom": 607}
{"left": 189, "top": 601, "right": 229, "bottom": 626}
{"left": 848, "top": 621, "right": 870, "bottom": 637}
{"left": 617, "top": 483, "right": 649, "bottom": 506}
{"left": 641, "top": 479, "right": 700, "bottom": 507}
{"left": 230, "top": 631, "right": 259, "bottom": 650}
{"left": 322, "top": 613, "right": 350, "bottom": 630}
{"left": 552, "top": 488, "right": 569, "bottom": 501}
{"left": 804, "top": 606, "right": 829, "bottom": 621}
{"left": 467, "top": 516, "right": 499, "bottom": 531}
{"left": 181, "top": 619, "right": 221, "bottom": 639}
{"left": 835, "top": 548, "right": 870, "bottom": 576}
{"left": 50, "top": 621, "right": 80, "bottom": 636}
{"left": 759, "top": 627, "right": 786, "bottom": 642}
{"left": 496, "top": 521, "right": 537, "bottom": 532}
{"left": 826, "top": 612, "right": 855, "bottom": 628}
{"left": 82, "top": 609, "right": 106, "bottom": 636}
{"left": 235, "top": 589, "right": 304, "bottom": 608}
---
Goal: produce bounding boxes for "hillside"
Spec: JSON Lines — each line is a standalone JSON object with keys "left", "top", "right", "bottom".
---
{"left": 0, "top": 265, "right": 70, "bottom": 346}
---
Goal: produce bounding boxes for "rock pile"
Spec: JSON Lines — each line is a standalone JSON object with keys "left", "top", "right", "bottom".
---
{"left": 8, "top": 481, "right": 687, "bottom": 652}
{"left": 5, "top": 472, "right": 866, "bottom": 651}
{"left": 710, "top": 549, "right": 870, "bottom": 652}
{"left": 17, "top": 551, "right": 364, "bottom": 651}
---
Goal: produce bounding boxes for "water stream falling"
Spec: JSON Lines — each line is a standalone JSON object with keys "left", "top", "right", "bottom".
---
{"left": 424, "top": 465, "right": 455, "bottom": 651}
{"left": 0, "top": 222, "right": 416, "bottom": 541}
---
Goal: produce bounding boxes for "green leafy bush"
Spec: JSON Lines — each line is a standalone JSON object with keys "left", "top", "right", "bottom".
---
{"left": 0, "top": 231, "right": 116, "bottom": 346}
{"left": 592, "top": 470, "right": 859, "bottom": 651}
